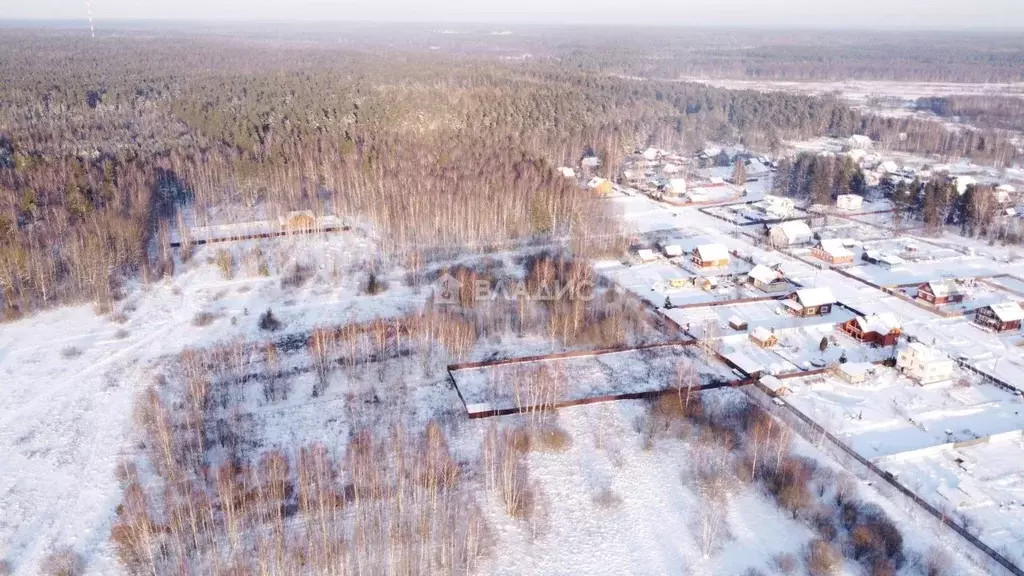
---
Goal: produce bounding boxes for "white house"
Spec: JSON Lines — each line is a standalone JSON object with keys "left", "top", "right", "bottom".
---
{"left": 953, "top": 176, "right": 977, "bottom": 195}
{"left": 836, "top": 194, "right": 864, "bottom": 211}
{"left": 636, "top": 248, "right": 658, "bottom": 263}
{"left": 760, "top": 195, "right": 796, "bottom": 219}
{"left": 668, "top": 177, "right": 687, "bottom": 197}
{"left": 662, "top": 244, "right": 684, "bottom": 258}
{"left": 768, "top": 220, "right": 812, "bottom": 247}
{"left": 558, "top": 166, "right": 576, "bottom": 178}
{"left": 897, "top": 342, "right": 955, "bottom": 385}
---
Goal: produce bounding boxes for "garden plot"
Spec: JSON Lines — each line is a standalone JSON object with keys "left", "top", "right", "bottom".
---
{"left": 449, "top": 344, "right": 738, "bottom": 416}
{"left": 666, "top": 299, "right": 856, "bottom": 336}
{"left": 846, "top": 256, "right": 1008, "bottom": 288}
{"left": 607, "top": 194, "right": 687, "bottom": 234}
{"left": 985, "top": 274, "right": 1024, "bottom": 296}
{"left": 778, "top": 368, "right": 1024, "bottom": 459}
{"left": 875, "top": 435, "right": 1024, "bottom": 569}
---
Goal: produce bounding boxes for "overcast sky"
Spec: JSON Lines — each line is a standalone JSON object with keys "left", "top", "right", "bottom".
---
{"left": 4, "top": 0, "right": 1024, "bottom": 29}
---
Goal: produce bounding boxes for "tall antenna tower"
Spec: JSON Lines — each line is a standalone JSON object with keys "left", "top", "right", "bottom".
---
{"left": 85, "top": 0, "right": 95, "bottom": 38}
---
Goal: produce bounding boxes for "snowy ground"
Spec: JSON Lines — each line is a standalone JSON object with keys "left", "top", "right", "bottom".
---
{"left": 779, "top": 369, "right": 1024, "bottom": 459}
{"left": 877, "top": 435, "right": 1024, "bottom": 568}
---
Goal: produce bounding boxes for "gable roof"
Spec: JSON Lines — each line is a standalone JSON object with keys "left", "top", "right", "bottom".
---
{"left": 694, "top": 244, "right": 730, "bottom": 262}
{"left": 751, "top": 326, "right": 775, "bottom": 342}
{"left": 794, "top": 287, "right": 836, "bottom": 307}
{"left": 923, "top": 280, "right": 962, "bottom": 298}
{"left": 748, "top": 264, "right": 781, "bottom": 284}
{"left": 587, "top": 177, "right": 609, "bottom": 189}
{"left": 854, "top": 313, "right": 901, "bottom": 334}
{"left": 817, "top": 239, "right": 854, "bottom": 258}
{"left": 987, "top": 301, "right": 1024, "bottom": 322}
{"left": 773, "top": 220, "right": 812, "bottom": 241}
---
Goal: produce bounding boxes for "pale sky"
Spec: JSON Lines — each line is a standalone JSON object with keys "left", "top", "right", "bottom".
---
{"left": 3, "top": 0, "right": 1023, "bottom": 29}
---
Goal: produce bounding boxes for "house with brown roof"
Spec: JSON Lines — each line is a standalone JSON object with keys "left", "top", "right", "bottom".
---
{"left": 840, "top": 313, "right": 901, "bottom": 347}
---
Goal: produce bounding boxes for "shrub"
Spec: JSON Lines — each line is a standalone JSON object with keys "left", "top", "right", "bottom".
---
{"left": 531, "top": 426, "right": 572, "bottom": 453}
{"left": 806, "top": 539, "right": 842, "bottom": 576}
{"left": 60, "top": 346, "right": 82, "bottom": 359}
{"left": 114, "top": 328, "right": 130, "bottom": 339}
{"left": 191, "top": 311, "right": 217, "bottom": 327}
{"left": 281, "top": 262, "right": 313, "bottom": 288}
{"left": 259, "top": 308, "right": 282, "bottom": 332}
{"left": 364, "top": 271, "right": 388, "bottom": 295}
{"left": 215, "top": 249, "right": 234, "bottom": 279}
{"left": 40, "top": 547, "right": 84, "bottom": 576}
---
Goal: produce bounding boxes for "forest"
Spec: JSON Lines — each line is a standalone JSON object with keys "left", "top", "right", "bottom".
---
{"left": 1, "top": 27, "right": 1022, "bottom": 320}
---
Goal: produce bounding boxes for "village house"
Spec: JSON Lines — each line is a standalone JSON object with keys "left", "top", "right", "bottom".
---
{"left": 557, "top": 166, "right": 576, "bottom": 178}
{"left": 749, "top": 326, "right": 779, "bottom": 348}
{"left": 783, "top": 287, "right": 837, "bottom": 317}
{"left": 692, "top": 244, "right": 731, "bottom": 269}
{"left": 812, "top": 239, "right": 855, "bottom": 265}
{"left": 636, "top": 248, "right": 658, "bottom": 263}
{"left": 768, "top": 220, "right": 812, "bottom": 247}
{"left": 917, "top": 281, "right": 965, "bottom": 306}
{"left": 759, "top": 195, "right": 796, "bottom": 219}
{"left": 840, "top": 313, "right": 901, "bottom": 347}
{"left": 974, "top": 301, "right": 1024, "bottom": 333}
{"left": 278, "top": 210, "right": 318, "bottom": 233}
{"left": 759, "top": 375, "right": 789, "bottom": 397}
{"left": 662, "top": 244, "right": 683, "bottom": 258}
{"left": 836, "top": 194, "right": 864, "bottom": 211}
{"left": 897, "top": 342, "right": 955, "bottom": 385}
{"left": 747, "top": 264, "right": 788, "bottom": 293}
{"left": 587, "top": 177, "right": 614, "bottom": 196}
{"left": 667, "top": 177, "right": 687, "bottom": 198}
{"left": 744, "top": 158, "right": 771, "bottom": 179}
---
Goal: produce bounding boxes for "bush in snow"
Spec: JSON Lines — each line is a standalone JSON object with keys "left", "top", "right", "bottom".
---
{"left": 806, "top": 538, "right": 842, "bottom": 576}
{"left": 258, "top": 308, "right": 281, "bottom": 332}
{"left": 39, "top": 547, "right": 85, "bottom": 576}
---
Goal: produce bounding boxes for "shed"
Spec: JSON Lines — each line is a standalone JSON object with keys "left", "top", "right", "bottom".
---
{"left": 636, "top": 248, "right": 658, "bottom": 263}
{"left": 728, "top": 315, "right": 748, "bottom": 331}
{"left": 760, "top": 375, "right": 789, "bottom": 397}
{"left": 836, "top": 194, "right": 864, "bottom": 211}
{"left": 662, "top": 244, "right": 684, "bottom": 258}
{"left": 838, "top": 362, "right": 876, "bottom": 384}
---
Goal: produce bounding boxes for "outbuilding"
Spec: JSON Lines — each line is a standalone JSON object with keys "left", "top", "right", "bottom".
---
{"left": 749, "top": 326, "right": 779, "bottom": 348}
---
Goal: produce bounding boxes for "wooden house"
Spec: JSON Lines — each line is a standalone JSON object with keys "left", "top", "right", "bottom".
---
{"left": 840, "top": 313, "right": 901, "bottom": 347}
{"left": 974, "top": 302, "right": 1024, "bottom": 333}
{"left": 747, "top": 264, "right": 788, "bottom": 293}
{"left": 783, "top": 288, "right": 836, "bottom": 317}
{"left": 692, "top": 244, "right": 730, "bottom": 269}
{"left": 749, "top": 326, "right": 778, "bottom": 348}
{"left": 768, "top": 221, "right": 812, "bottom": 247}
{"left": 811, "top": 239, "right": 855, "bottom": 265}
{"left": 917, "top": 281, "right": 965, "bottom": 306}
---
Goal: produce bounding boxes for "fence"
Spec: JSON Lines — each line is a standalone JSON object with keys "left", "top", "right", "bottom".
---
{"left": 743, "top": 383, "right": 1023, "bottom": 576}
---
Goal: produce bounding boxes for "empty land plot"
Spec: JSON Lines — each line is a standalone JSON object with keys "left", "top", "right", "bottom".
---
{"left": 449, "top": 344, "right": 738, "bottom": 416}
{"left": 876, "top": 435, "right": 1024, "bottom": 569}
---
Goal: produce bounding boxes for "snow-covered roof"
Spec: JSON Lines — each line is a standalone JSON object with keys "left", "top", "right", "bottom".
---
{"left": 906, "top": 341, "right": 945, "bottom": 361}
{"left": 877, "top": 160, "right": 899, "bottom": 174}
{"left": 817, "top": 239, "right": 854, "bottom": 258}
{"left": 587, "top": 177, "right": 608, "bottom": 189}
{"left": 637, "top": 248, "right": 657, "bottom": 262}
{"left": 855, "top": 313, "right": 901, "bottom": 334}
{"left": 668, "top": 177, "right": 686, "bottom": 192}
{"left": 760, "top": 375, "right": 785, "bottom": 392}
{"left": 728, "top": 314, "right": 747, "bottom": 327}
{"left": 848, "top": 135, "right": 872, "bottom": 148}
{"left": 558, "top": 167, "right": 575, "bottom": 178}
{"left": 772, "top": 220, "right": 812, "bottom": 241}
{"left": 663, "top": 244, "right": 683, "bottom": 257}
{"left": 694, "top": 243, "right": 730, "bottom": 261}
{"left": 751, "top": 326, "right": 774, "bottom": 341}
{"left": 925, "top": 280, "right": 961, "bottom": 298}
{"left": 794, "top": 287, "right": 837, "bottom": 307}
{"left": 581, "top": 156, "right": 601, "bottom": 167}
{"left": 840, "top": 362, "right": 875, "bottom": 379}
{"left": 709, "top": 176, "right": 726, "bottom": 185}
{"left": 987, "top": 301, "right": 1024, "bottom": 322}
{"left": 748, "top": 264, "right": 781, "bottom": 284}
{"left": 996, "top": 184, "right": 1016, "bottom": 193}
